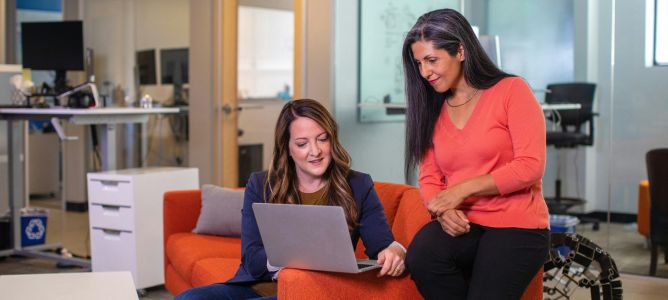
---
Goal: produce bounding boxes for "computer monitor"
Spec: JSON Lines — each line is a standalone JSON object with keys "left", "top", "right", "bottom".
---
{"left": 160, "top": 48, "right": 188, "bottom": 84}
{"left": 136, "top": 49, "right": 157, "bottom": 85}
{"left": 21, "top": 21, "right": 84, "bottom": 93}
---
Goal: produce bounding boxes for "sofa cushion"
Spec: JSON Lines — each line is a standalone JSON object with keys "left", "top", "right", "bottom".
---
{"left": 191, "top": 257, "right": 241, "bottom": 287}
{"left": 166, "top": 233, "right": 241, "bottom": 280}
{"left": 193, "top": 185, "right": 244, "bottom": 237}
{"left": 373, "top": 182, "right": 414, "bottom": 227}
{"left": 392, "top": 189, "right": 432, "bottom": 247}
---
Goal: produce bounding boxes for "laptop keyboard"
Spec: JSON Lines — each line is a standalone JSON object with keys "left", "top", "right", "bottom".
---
{"left": 357, "top": 263, "right": 374, "bottom": 269}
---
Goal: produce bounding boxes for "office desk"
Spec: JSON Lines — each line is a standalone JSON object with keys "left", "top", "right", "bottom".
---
{"left": 0, "top": 107, "right": 179, "bottom": 267}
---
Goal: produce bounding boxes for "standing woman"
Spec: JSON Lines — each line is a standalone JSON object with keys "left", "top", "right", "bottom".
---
{"left": 176, "top": 99, "right": 406, "bottom": 300}
{"left": 402, "top": 9, "right": 549, "bottom": 300}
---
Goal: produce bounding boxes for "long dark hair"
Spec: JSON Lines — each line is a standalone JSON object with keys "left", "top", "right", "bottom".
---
{"left": 265, "top": 99, "right": 358, "bottom": 230}
{"left": 402, "top": 8, "right": 512, "bottom": 180}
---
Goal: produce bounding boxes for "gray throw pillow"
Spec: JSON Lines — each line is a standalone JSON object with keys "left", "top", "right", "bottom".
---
{"left": 192, "top": 184, "right": 244, "bottom": 237}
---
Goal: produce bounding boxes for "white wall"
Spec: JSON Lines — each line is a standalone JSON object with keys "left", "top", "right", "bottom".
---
{"left": 188, "top": 0, "right": 217, "bottom": 185}
{"left": 585, "top": 0, "right": 614, "bottom": 213}
{"left": 134, "top": 0, "right": 188, "bottom": 51}
{"left": 302, "top": 0, "right": 333, "bottom": 110}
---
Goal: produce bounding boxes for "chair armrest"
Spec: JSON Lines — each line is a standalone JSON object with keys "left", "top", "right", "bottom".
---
{"left": 587, "top": 113, "right": 596, "bottom": 145}
{"left": 163, "top": 189, "right": 202, "bottom": 245}
{"left": 277, "top": 269, "right": 421, "bottom": 300}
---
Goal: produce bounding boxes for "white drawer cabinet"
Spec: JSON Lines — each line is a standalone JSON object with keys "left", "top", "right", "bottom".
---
{"left": 87, "top": 167, "right": 198, "bottom": 289}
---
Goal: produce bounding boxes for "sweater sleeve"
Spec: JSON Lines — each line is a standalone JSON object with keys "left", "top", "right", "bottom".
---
{"left": 490, "top": 78, "right": 546, "bottom": 195}
{"left": 357, "top": 174, "right": 394, "bottom": 259}
{"left": 418, "top": 147, "right": 446, "bottom": 206}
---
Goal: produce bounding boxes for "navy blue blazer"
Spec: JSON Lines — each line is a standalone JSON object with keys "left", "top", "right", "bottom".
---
{"left": 226, "top": 170, "right": 395, "bottom": 284}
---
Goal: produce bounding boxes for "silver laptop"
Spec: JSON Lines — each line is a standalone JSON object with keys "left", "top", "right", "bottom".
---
{"left": 252, "top": 203, "right": 381, "bottom": 273}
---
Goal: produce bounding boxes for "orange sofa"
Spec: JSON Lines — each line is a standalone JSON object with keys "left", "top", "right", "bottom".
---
{"left": 163, "top": 182, "right": 544, "bottom": 299}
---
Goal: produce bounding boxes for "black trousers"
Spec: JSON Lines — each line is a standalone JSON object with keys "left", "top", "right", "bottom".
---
{"left": 405, "top": 221, "right": 549, "bottom": 300}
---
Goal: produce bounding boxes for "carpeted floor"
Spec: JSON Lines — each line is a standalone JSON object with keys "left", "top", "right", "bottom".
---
{"left": 574, "top": 222, "right": 668, "bottom": 277}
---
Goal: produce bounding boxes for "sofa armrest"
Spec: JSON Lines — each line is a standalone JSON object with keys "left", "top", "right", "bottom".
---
{"left": 164, "top": 189, "right": 202, "bottom": 246}
{"left": 277, "top": 268, "right": 421, "bottom": 300}
{"left": 277, "top": 268, "right": 543, "bottom": 300}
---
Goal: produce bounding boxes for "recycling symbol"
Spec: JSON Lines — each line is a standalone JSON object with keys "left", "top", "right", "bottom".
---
{"left": 25, "top": 218, "right": 45, "bottom": 240}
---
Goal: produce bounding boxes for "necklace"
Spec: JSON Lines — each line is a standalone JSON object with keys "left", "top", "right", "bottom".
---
{"left": 446, "top": 89, "right": 480, "bottom": 108}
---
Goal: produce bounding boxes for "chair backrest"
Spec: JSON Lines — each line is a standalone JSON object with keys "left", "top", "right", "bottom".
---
{"left": 646, "top": 148, "right": 668, "bottom": 243}
{"left": 545, "top": 82, "right": 596, "bottom": 133}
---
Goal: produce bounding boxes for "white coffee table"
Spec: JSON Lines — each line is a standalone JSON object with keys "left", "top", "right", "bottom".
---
{"left": 0, "top": 271, "right": 139, "bottom": 300}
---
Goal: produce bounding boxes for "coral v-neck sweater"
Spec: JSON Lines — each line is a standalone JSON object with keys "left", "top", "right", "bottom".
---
{"left": 418, "top": 77, "right": 549, "bottom": 229}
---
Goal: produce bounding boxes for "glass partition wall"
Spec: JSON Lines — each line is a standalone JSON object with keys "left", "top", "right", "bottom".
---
{"left": 472, "top": 0, "right": 668, "bottom": 278}
{"left": 606, "top": 0, "right": 668, "bottom": 278}
{"left": 481, "top": 0, "right": 666, "bottom": 278}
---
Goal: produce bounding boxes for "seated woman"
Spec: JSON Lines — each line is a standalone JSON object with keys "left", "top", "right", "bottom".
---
{"left": 401, "top": 9, "right": 549, "bottom": 300}
{"left": 176, "top": 99, "right": 406, "bottom": 300}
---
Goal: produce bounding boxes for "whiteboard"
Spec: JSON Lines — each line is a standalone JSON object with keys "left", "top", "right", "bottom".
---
{"left": 358, "top": 0, "right": 460, "bottom": 122}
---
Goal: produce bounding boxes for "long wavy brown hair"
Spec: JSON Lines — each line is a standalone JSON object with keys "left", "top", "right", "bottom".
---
{"left": 264, "top": 99, "right": 358, "bottom": 230}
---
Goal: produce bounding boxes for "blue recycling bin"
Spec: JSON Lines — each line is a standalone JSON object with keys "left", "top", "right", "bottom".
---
{"left": 550, "top": 214, "right": 579, "bottom": 256}
{"left": 20, "top": 208, "right": 48, "bottom": 247}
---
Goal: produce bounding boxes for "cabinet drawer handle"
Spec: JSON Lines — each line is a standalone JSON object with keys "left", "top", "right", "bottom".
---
{"left": 101, "top": 180, "right": 120, "bottom": 187}
{"left": 102, "top": 229, "right": 121, "bottom": 236}
{"left": 101, "top": 205, "right": 121, "bottom": 213}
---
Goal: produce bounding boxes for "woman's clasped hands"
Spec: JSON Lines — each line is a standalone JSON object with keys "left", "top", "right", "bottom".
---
{"left": 427, "top": 187, "right": 471, "bottom": 237}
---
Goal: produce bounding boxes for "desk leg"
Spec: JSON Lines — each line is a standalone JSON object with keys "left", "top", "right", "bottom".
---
{"left": 7, "top": 119, "right": 25, "bottom": 251}
{"left": 141, "top": 123, "right": 148, "bottom": 167}
{"left": 1, "top": 118, "right": 90, "bottom": 268}
{"left": 99, "top": 124, "right": 116, "bottom": 171}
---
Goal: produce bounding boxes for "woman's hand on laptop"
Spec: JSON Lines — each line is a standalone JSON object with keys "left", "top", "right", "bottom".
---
{"left": 377, "top": 243, "right": 406, "bottom": 277}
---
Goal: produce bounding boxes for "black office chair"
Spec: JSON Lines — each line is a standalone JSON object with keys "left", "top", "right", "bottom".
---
{"left": 544, "top": 83, "right": 598, "bottom": 229}
{"left": 646, "top": 148, "right": 668, "bottom": 276}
